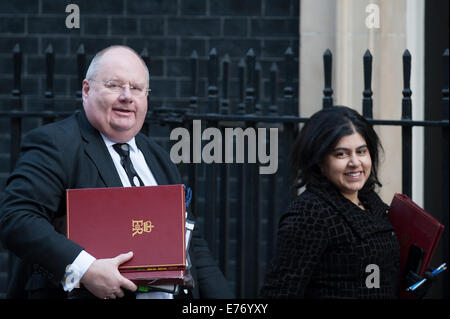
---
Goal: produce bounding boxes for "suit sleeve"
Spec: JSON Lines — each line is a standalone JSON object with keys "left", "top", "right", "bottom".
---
{"left": 0, "top": 126, "right": 84, "bottom": 284}
{"left": 189, "top": 226, "right": 235, "bottom": 298}
{"left": 259, "top": 197, "right": 330, "bottom": 298}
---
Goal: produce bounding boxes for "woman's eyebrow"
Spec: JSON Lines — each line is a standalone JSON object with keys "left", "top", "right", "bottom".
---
{"left": 333, "top": 144, "right": 368, "bottom": 151}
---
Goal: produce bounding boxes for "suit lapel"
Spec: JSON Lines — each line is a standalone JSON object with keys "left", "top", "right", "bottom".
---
{"left": 77, "top": 111, "right": 123, "bottom": 187}
{"left": 135, "top": 133, "right": 168, "bottom": 185}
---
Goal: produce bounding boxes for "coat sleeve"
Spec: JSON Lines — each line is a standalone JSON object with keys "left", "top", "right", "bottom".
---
{"left": 189, "top": 227, "right": 235, "bottom": 298}
{"left": 259, "top": 195, "right": 330, "bottom": 298}
{"left": 0, "top": 126, "right": 84, "bottom": 284}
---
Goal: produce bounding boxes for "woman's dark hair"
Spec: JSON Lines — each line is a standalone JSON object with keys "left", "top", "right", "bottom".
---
{"left": 290, "top": 105, "right": 383, "bottom": 191}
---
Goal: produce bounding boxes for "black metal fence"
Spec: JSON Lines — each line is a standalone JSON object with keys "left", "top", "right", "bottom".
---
{"left": 0, "top": 44, "right": 448, "bottom": 298}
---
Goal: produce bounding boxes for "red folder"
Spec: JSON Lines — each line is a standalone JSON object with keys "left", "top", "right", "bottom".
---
{"left": 122, "top": 270, "right": 185, "bottom": 287}
{"left": 388, "top": 193, "right": 444, "bottom": 297}
{"left": 66, "top": 185, "right": 186, "bottom": 271}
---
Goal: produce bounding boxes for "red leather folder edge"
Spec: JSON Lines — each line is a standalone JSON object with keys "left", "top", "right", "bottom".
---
{"left": 389, "top": 193, "right": 444, "bottom": 276}
{"left": 66, "top": 185, "right": 186, "bottom": 271}
{"left": 122, "top": 270, "right": 185, "bottom": 286}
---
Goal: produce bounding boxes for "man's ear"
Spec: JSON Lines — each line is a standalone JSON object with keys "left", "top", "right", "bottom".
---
{"left": 82, "top": 79, "right": 90, "bottom": 98}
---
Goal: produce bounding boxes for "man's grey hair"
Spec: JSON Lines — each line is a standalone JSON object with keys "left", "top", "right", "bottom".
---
{"left": 85, "top": 45, "right": 149, "bottom": 85}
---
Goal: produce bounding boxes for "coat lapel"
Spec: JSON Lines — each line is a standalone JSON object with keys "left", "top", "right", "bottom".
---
{"left": 77, "top": 111, "right": 123, "bottom": 188}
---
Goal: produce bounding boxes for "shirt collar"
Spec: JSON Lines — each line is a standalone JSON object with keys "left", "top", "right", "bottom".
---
{"left": 100, "top": 133, "right": 138, "bottom": 153}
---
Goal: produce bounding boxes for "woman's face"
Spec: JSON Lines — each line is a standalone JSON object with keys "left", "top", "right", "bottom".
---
{"left": 320, "top": 132, "right": 372, "bottom": 202}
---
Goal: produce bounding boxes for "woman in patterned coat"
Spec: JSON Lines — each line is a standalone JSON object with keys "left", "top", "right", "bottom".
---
{"left": 260, "top": 106, "right": 401, "bottom": 298}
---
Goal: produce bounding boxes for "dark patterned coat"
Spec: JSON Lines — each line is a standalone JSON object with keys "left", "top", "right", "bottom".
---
{"left": 260, "top": 177, "right": 401, "bottom": 299}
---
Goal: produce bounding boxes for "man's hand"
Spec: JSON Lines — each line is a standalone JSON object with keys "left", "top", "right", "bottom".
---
{"left": 80, "top": 251, "right": 137, "bottom": 299}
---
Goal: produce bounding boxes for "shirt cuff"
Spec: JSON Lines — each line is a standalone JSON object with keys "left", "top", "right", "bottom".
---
{"left": 61, "top": 250, "right": 96, "bottom": 292}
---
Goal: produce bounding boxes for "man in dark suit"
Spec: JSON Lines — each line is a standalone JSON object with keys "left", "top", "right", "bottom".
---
{"left": 0, "top": 45, "right": 233, "bottom": 299}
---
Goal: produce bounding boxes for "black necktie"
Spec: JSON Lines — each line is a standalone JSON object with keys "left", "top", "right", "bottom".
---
{"left": 113, "top": 143, "right": 144, "bottom": 187}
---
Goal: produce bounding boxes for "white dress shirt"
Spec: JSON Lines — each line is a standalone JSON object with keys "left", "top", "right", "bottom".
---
{"left": 101, "top": 134, "right": 158, "bottom": 188}
{"left": 62, "top": 134, "right": 172, "bottom": 299}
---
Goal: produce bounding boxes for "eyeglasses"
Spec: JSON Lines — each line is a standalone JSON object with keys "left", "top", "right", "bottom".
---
{"left": 89, "top": 79, "right": 151, "bottom": 97}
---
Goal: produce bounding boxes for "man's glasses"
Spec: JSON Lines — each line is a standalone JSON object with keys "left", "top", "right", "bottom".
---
{"left": 89, "top": 79, "right": 151, "bottom": 97}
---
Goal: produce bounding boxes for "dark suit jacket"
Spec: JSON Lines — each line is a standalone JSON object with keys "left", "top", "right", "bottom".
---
{"left": 259, "top": 176, "right": 401, "bottom": 299}
{"left": 0, "top": 110, "right": 233, "bottom": 299}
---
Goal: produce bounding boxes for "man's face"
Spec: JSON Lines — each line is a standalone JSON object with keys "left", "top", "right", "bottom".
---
{"left": 82, "top": 48, "right": 149, "bottom": 143}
